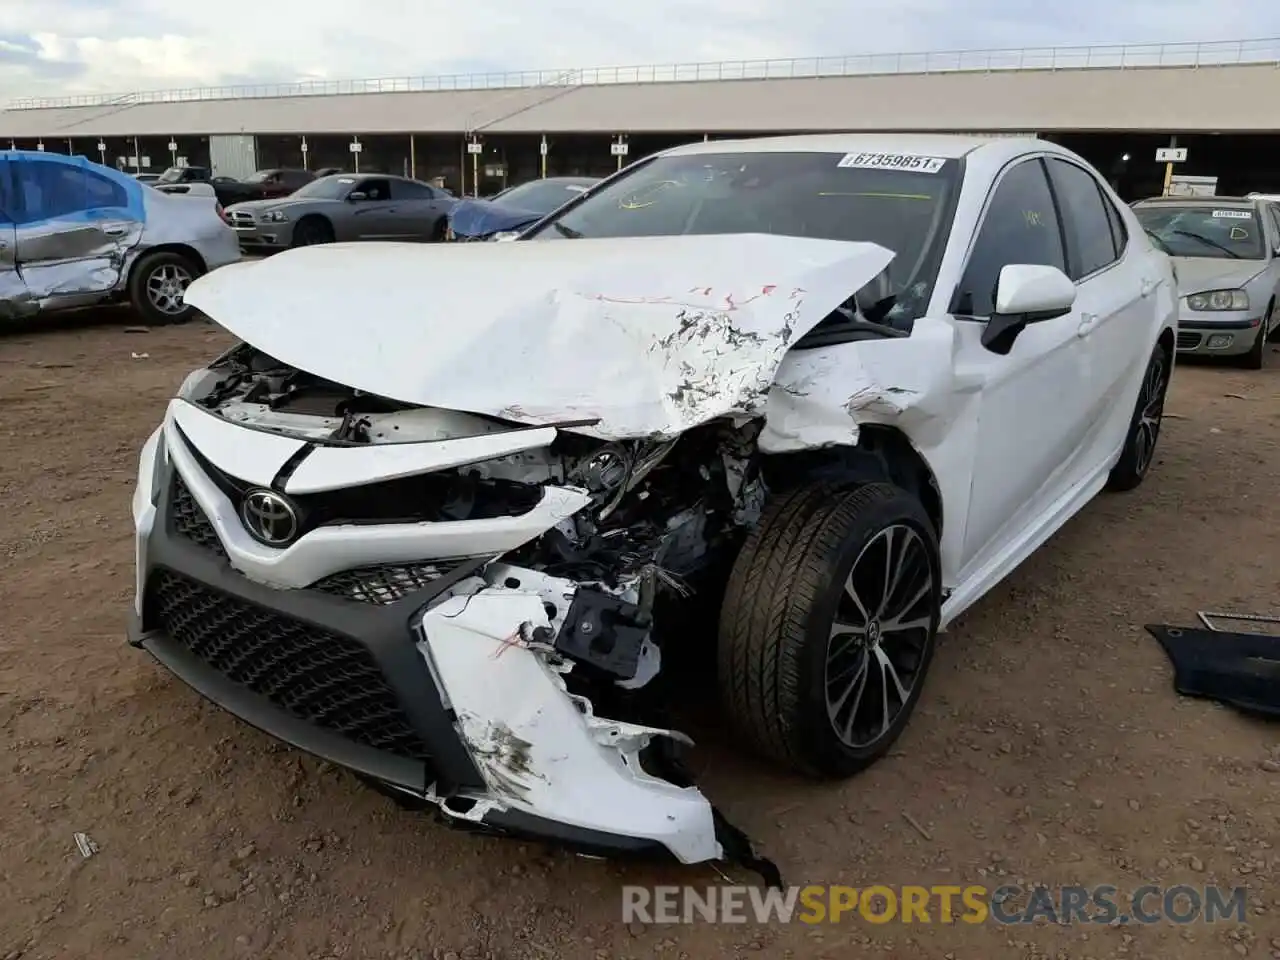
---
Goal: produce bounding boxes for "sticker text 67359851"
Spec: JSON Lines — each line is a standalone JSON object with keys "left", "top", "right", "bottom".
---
{"left": 1211, "top": 210, "right": 1252, "bottom": 220}
{"left": 837, "top": 153, "right": 948, "bottom": 174}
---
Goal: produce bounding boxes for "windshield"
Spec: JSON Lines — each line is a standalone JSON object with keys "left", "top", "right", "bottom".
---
{"left": 243, "top": 170, "right": 274, "bottom": 183}
{"left": 1133, "top": 205, "right": 1265, "bottom": 260}
{"left": 157, "top": 167, "right": 190, "bottom": 183}
{"left": 492, "top": 179, "right": 596, "bottom": 214}
{"left": 527, "top": 151, "right": 960, "bottom": 324}
{"left": 289, "top": 176, "right": 355, "bottom": 200}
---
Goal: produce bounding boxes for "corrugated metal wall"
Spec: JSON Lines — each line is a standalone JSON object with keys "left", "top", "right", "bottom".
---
{"left": 208, "top": 134, "right": 257, "bottom": 178}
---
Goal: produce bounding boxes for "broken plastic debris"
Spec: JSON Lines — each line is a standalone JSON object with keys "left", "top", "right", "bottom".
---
{"left": 131, "top": 352, "right": 150, "bottom": 360}
{"left": 73, "top": 832, "right": 99, "bottom": 858}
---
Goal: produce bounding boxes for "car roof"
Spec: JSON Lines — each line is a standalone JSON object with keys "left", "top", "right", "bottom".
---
{"left": 1134, "top": 195, "right": 1254, "bottom": 205}
{"left": 660, "top": 132, "right": 1038, "bottom": 160}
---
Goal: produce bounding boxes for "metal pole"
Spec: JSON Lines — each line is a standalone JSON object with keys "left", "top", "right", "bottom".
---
{"left": 1161, "top": 134, "right": 1178, "bottom": 196}
{"left": 132, "top": 136, "right": 140, "bottom": 171}
{"left": 409, "top": 134, "right": 416, "bottom": 179}
{"left": 301, "top": 135, "right": 308, "bottom": 170}
{"left": 540, "top": 135, "right": 547, "bottom": 178}
{"left": 460, "top": 138, "right": 466, "bottom": 196}
{"left": 353, "top": 137, "right": 360, "bottom": 173}
{"left": 471, "top": 139, "right": 479, "bottom": 197}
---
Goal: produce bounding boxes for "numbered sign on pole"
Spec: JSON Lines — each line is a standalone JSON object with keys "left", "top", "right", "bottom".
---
{"left": 467, "top": 141, "right": 483, "bottom": 154}
{"left": 610, "top": 141, "right": 629, "bottom": 156}
{"left": 539, "top": 137, "right": 548, "bottom": 156}
{"left": 349, "top": 141, "right": 362, "bottom": 153}
{"left": 167, "top": 140, "right": 178, "bottom": 152}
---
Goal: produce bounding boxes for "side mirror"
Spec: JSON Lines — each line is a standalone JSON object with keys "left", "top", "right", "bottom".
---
{"left": 981, "top": 264, "right": 1077, "bottom": 355}
{"left": 347, "top": 191, "right": 367, "bottom": 202}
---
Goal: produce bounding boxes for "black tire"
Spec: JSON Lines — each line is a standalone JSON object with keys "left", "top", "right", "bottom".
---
{"left": 429, "top": 217, "right": 448, "bottom": 242}
{"left": 717, "top": 481, "right": 942, "bottom": 779}
{"left": 1237, "top": 319, "right": 1267, "bottom": 370}
{"left": 1265, "top": 299, "right": 1279, "bottom": 344}
{"left": 127, "top": 250, "right": 202, "bottom": 325}
{"left": 1106, "top": 342, "right": 1170, "bottom": 492}
{"left": 291, "top": 216, "right": 335, "bottom": 247}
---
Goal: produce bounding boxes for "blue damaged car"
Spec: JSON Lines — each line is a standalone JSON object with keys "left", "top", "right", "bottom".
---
{"left": 446, "top": 176, "right": 599, "bottom": 241}
{"left": 1, "top": 151, "right": 241, "bottom": 325}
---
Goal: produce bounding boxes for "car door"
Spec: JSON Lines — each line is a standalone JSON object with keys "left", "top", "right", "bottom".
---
{"left": 344, "top": 177, "right": 401, "bottom": 240}
{"left": 0, "top": 157, "right": 32, "bottom": 319}
{"left": 1043, "top": 156, "right": 1161, "bottom": 468}
{"left": 948, "top": 156, "right": 1095, "bottom": 577}
{"left": 1265, "top": 204, "right": 1280, "bottom": 335}
{"left": 388, "top": 178, "right": 448, "bottom": 240}
{"left": 9, "top": 156, "right": 143, "bottom": 302}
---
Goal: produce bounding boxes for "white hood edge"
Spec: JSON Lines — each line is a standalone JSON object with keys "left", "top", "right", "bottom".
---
{"left": 185, "top": 234, "right": 895, "bottom": 440}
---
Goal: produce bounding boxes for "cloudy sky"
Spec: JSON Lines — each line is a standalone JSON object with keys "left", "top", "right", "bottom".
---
{"left": 1, "top": 0, "right": 1278, "bottom": 99}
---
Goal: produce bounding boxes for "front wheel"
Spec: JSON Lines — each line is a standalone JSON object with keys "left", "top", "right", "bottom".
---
{"left": 127, "top": 250, "right": 201, "bottom": 325}
{"left": 718, "top": 482, "right": 942, "bottom": 779}
{"left": 1106, "top": 342, "right": 1170, "bottom": 492}
{"left": 291, "top": 216, "right": 335, "bottom": 247}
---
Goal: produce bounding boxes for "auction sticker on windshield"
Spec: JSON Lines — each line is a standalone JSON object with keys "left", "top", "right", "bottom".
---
{"left": 1211, "top": 210, "right": 1252, "bottom": 219}
{"left": 837, "top": 153, "right": 948, "bottom": 173}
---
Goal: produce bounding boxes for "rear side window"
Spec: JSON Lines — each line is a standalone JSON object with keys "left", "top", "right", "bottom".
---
{"left": 11, "top": 159, "right": 129, "bottom": 224}
{"left": 1044, "top": 158, "right": 1118, "bottom": 279}
{"left": 391, "top": 180, "right": 437, "bottom": 200}
{"left": 955, "top": 158, "right": 1065, "bottom": 317}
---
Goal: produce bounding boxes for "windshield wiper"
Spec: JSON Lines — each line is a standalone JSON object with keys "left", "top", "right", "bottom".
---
{"left": 1170, "top": 229, "right": 1241, "bottom": 258}
{"left": 551, "top": 222, "right": 582, "bottom": 239}
{"left": 1144, "top": 228, "right": 1173, "bottom": 255}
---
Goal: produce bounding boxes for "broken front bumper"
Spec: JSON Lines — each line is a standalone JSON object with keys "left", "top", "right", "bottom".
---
{"left": 127, "top": 412, "right": 740, "bottom": 868}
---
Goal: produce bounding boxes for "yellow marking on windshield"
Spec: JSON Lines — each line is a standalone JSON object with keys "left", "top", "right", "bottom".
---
{"left": 818, "top": 191, "right": 933, "bottom": 200}
{"left": 619, "top": 180, "right": 683, "bottom": 210}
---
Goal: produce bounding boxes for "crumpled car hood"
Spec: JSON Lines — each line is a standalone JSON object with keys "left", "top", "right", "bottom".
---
{"left": 185, "top": 234, "right": 894, "bottom": 439}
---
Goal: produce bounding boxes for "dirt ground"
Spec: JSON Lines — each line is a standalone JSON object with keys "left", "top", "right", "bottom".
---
{"left": 2, "top": 313, "right": 1279, "bottom": 960}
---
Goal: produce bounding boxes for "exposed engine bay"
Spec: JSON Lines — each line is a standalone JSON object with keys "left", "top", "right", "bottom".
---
{"left": 188, "top": 341, "right": 770, "bottom": 688}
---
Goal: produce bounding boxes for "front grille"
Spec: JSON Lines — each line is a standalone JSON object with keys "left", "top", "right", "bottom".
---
{"left": 147, "top": 570, "right": 431, "bottom": 761}
{"left": 171, "top": 473, "right": 228, "bottom": 558}
{"left": 1176, "top": 331, "right": 1202, "bottom": 350}
{"left": 311, "top": 560, "right": 469, "bottom": 605}
{"left": 228, "top": 211, "right": 255, "bottom": 225}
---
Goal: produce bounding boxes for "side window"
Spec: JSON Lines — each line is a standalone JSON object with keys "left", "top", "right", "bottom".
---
{"left": 1268, "top": 205, "right": 1280, "bottom": 250}
{"left": 12, "top": 160, "right": 128, "bottom": 224}
{"left": 391, "top": 180, "right": 436, "bottom": 200}
{"left": 1101, "top": 185, "right": 1128, "bottom": 256}
{"left": 355, "top": 178, "right": 391, "bottom": 201}
{"left": 955, "top": 159, "right": 1066, "bottom": 317}
{"left": 1044, "top": 158, "right": 1118, "bottom": 279}
{"left": 0, "top": 162, "right": 12, "bottom": 224}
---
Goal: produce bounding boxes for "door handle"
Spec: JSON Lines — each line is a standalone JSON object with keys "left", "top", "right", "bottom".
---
{"left": 1140, "top": 278, "right": 1156, "bottom": 297}
{"left": 1076, "top": 312, "right": 1099, "bottom": 337}
{"left": 103, "top": 225, "right": 128, "bottom": 237}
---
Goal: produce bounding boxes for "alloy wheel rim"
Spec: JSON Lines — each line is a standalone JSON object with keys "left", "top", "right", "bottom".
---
{"left": 1134, "top": 355, "right": 1167, "bottom": 476}
{"left": 824, "top": 523, "right": 935, "bottom": 749}
{"left": 145, "top": 263, "right": 193, "bottom": 315}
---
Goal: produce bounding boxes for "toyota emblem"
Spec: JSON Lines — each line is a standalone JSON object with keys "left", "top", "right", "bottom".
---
{"left": 240, "top": 488, "right": 300, "bottom": 546}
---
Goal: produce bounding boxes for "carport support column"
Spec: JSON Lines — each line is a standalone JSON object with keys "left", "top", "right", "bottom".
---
{"left": 540, "top": 135, "right": 547, "bottom": 179}
{"left": 1162, "top": 135, "right": 1178, "bottom": 197}
{"left": 301, "top": 135, "right": 308, "bottom": 170}
{"left": 409, "top": 134, "right": 416, "bottom": 179}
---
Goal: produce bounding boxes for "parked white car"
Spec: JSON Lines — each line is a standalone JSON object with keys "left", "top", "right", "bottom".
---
{"left": 128, "top": 134, "right": 1177, "bottom": 875}
{"left": 1, "top": 151, "right": 240, "bottom": 324}
{"left": 1133, "top": 195, "right": 1280, "bottom": 367}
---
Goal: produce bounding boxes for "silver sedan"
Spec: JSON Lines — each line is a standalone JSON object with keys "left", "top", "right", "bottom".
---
{"left": 1133, "top": 196, "right": 1280, "bottom": 369}
{"left": 224, "top": 174, "right": 457, "bottom": 252}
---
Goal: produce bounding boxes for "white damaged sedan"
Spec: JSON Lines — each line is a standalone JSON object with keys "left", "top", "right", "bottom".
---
{"left": 129, "top": 134, "right": 1177, "bottom": 879}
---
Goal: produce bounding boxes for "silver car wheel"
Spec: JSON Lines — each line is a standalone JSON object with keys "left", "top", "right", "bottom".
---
{"left": 145, "top": 263, "right": 194, "bottom": 316}
{"left": 824, "top": 523, "right": 935, "bottom": 749}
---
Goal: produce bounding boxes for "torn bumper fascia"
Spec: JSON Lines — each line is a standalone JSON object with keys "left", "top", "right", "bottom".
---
{"left": 414, "top": 563, "right": 723, "bottom": 865}
{"left": 132, "top": 406, "right": 749, "bottom": 872}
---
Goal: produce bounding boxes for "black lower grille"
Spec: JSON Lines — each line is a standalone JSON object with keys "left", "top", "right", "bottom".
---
{"left": 1176, "top": 330, "right": 1202, "bottom": 350}
{"left": 146, "top": 570, "right": 431, "bottom": 761}
{"left": 310, "top": 560, "right": 468, "bottom": 604}
{"left": 171, "top": 473, "right": 228, "bottom": 558}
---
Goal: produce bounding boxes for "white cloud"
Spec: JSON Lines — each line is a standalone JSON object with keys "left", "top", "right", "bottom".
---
{"left": 0, "top": 0, "right": 1278, "bottom": 99}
